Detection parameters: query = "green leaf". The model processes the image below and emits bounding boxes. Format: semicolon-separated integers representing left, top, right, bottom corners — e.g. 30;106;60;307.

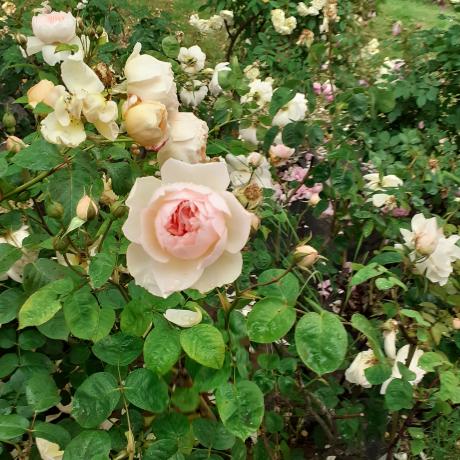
120;300;152;336
282;122;306;148
400;309;430;327
88;252;116;289
63;217;86;236
295;311;347;375
12;139;62;171
33;421;71;448
351;313;386;361
385;379;413;411
172;386;200;413
350;263;386;286
62;430;111;460
180;324;225;369
247;297;296;343
0;243;22;273
216;380;264;441
151;412;193;452
72;372;120;428
26;373;60;412
63;287;115;342
0;288;26;325
0;353;18;378
369;252;403;265
162;36;180;58
124;368;169;413
192;419;236;450
0;415;29;441
92;332;143;366
144;439;179;460
18;329;46;350
269;87;295;116
257;269;300;305
38;310;70;340
438;371;460;404
18;278;73;329
144;322;181;374
365;363;393;385
418;352;450;372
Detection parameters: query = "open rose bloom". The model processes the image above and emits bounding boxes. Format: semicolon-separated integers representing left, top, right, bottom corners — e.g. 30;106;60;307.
122;159;252;297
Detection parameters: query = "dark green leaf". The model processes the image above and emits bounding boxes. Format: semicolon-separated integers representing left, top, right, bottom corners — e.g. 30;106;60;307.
257;269;300;304
12;139;62;171
0;415;29;441
0;243;21;273
192;419;236;450
62;430;111;460
144;323;181;374
26;373;60;412
92;332;143;366
385;379;413;411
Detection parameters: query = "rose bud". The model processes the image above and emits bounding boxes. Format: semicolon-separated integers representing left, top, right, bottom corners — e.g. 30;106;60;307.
5;135;27;153
124;101;168;148
453;318;460;330
46;201;64;219
294;245;319;268
2;112;16;129
76;195;99;221
250;213;261;232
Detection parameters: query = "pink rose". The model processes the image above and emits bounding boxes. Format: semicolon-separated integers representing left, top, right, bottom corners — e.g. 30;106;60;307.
122;159;252;297
32;11;76;44
313;82;322;95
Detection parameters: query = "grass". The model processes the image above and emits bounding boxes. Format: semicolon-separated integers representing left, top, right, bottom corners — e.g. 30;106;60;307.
370;0;460;37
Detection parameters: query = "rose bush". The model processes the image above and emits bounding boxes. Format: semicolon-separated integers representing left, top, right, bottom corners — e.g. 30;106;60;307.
0;1;459;459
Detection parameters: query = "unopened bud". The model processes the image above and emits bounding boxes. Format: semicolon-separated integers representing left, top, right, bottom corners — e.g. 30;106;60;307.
5;135;26;153
110;201;128;218
96;25;104;36
15;33;27;47
2;112;16;129
46;201;64;219
294;245;319;269
76;17;84;33
86;26;96;37
130;143;141;156
76;195;98;221
247;152;264;168
53;235;70;252
453;318;460;330
309;193;321;207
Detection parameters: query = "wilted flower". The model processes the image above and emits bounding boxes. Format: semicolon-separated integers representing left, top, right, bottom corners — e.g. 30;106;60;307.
397;214;460;285
122;159;252;297
2;2;16;16
344;349;376;388
178;45;206;74
180;80;208;107
226;153;273;189
296;29;315;47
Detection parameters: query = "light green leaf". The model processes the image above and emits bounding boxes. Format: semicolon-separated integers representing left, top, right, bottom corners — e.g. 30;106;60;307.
418;352;450;372
72;372;120;428
88;251;116;288
385;379;413;411
247;297;296;343
0;288;26;325
120;300;152;336
216;380;264;441
257;269;300;305
180;324;225;369
400;309;430;327
0;243;22;273
12;139;62;171
438;371;460;404
350;263;386;286
19;278;73;329
295;311;347;375
124;369;169;413
350;313;386;361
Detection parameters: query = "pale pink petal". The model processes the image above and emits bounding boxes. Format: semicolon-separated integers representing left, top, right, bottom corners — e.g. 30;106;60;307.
126;243;162;296
191;251;243;293
161;158;230;191
221;191;251;253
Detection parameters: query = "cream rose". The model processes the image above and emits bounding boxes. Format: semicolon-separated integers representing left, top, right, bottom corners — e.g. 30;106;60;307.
27;79;56;108
124;101;168;148
125;43;179;113
122;159;252;297
157;112;208;165
344;349;376;389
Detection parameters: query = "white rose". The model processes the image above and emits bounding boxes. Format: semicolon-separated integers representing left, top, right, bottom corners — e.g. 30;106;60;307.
209;62;231;96
122;159;252;297
241;78;273;107
180;80;208;107
272;93;307;127
370;193;397;210
363;173;403;191
178;45;206;74
239;125;259;145
271;9;297;35
380;345;426;394
226;153;273;189
157;112;208;165
125;42;179;112
398;213;460;285
36;438;64;460
219;10;234;26
344;349;376;388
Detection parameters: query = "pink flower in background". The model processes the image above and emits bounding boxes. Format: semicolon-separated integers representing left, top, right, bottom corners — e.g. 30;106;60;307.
282;166;309;182
289;183;323;203
418;121;425;130
313;82;322;95
392;21;402;36
320;201;335;218
123;159;252;297
318;280;332;298
392;208;410;218
269;143;295;166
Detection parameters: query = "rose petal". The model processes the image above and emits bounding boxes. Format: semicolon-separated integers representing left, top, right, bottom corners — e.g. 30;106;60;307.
221;191;251;253
191;251;243;293
161;158;230;191
164;308;202;327
61;60;104;96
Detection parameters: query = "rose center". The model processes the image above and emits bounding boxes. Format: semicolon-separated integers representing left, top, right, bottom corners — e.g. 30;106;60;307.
166;200;200;237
